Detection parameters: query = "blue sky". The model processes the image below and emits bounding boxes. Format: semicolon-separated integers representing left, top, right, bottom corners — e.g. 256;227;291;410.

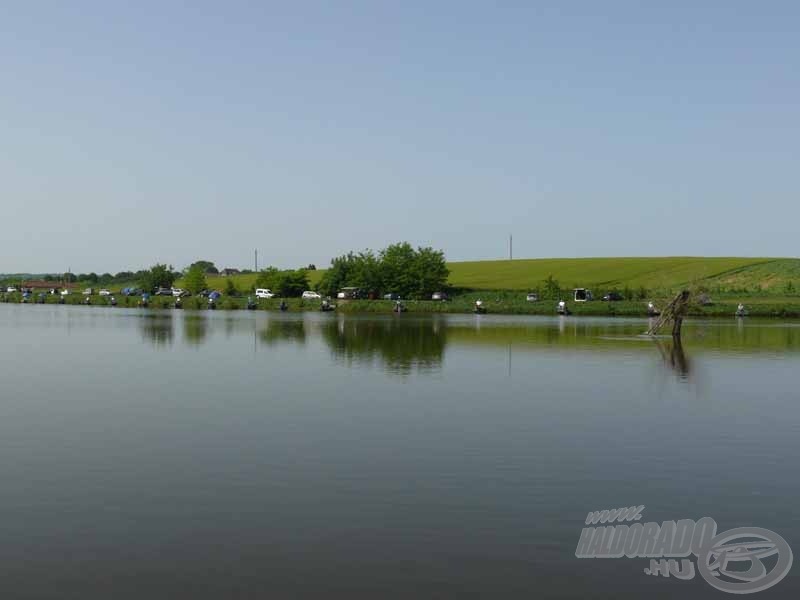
1;1;798;273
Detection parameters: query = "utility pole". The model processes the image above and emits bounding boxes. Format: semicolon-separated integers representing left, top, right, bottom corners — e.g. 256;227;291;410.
254;249;258;272
509;234;513;261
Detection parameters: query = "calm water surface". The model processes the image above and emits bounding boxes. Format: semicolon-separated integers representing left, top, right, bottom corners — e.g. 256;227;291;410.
1;304;798;599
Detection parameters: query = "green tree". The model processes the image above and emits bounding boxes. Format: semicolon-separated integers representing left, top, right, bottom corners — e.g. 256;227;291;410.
542;275;561;299
274;269;309;297
140;264;176;292
224;278;239;296
380;242;417;297
410;246;449;299
349;250;382;296
317;253;358;297
187;260;218;274
184;265;208;295
255;266;281;290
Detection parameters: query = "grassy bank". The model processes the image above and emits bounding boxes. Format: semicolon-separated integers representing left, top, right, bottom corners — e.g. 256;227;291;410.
4;291;800;318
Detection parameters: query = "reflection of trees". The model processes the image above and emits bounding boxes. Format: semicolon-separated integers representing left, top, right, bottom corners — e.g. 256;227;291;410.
139;314;174;347
183;315;208;346
259;318;306;345
320;317;446;375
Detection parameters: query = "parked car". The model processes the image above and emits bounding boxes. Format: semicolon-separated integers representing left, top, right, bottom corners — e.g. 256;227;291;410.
83;288;94;296
302;291;322;300
573;288;593;302
172;288;189;297
6;286;17;293
526;292;539;302
431;291;448;301
603;292;623;302
337;287;361;300
60;289;70;296
99;289;112;296
383;293;401;301
208;291;222;301
255;288;274;299
155;287;173;296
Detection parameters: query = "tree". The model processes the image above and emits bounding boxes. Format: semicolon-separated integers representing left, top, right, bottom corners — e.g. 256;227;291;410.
63;272;77;283
256;267;308;297
184;265;208;295
187;260;218;274
276;270;309;297
317;254;358;297
411;246;449;299
349;250;382;296
255;266;281;290
380;242;417;297
542;275;561;299
140;264;177;292
224;278;238;296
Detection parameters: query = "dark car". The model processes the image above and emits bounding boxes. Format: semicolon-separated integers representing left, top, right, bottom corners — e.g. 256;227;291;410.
603;292;623;302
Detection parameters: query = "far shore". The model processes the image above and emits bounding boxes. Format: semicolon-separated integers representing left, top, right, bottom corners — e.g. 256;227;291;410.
2;291;800;319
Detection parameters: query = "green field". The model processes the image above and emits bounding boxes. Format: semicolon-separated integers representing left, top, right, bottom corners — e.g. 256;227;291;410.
445;257;800;293
172;257;800;296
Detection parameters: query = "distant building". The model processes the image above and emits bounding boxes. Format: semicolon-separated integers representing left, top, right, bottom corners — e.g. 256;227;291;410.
220;268;241;276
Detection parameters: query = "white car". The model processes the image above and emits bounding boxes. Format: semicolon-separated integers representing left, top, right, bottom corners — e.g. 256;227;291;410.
61;289;70;296
6;286;17;293
255;288;274;299
99;289;111;296
302;290;321;300
172;288;185;297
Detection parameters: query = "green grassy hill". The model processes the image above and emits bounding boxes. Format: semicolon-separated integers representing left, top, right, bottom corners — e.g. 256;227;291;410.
169;257;800;296
446;257;800;293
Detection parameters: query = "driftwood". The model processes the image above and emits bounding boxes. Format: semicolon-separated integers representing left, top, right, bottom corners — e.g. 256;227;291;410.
646;290;691;337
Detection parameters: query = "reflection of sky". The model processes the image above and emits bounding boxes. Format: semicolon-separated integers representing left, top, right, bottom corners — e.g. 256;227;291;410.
0;305;799;599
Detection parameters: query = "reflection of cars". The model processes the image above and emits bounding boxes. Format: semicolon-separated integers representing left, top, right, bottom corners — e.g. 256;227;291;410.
603;292;623;302
255;288;274;299
526;293;539;302
302;291;321;300
431;291;448;301
99;289;111;296
383;293;401;300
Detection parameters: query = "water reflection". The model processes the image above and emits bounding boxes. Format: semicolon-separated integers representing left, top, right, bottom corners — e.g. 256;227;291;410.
320;316;446;375
183;314;208;346
654;336;691;379
259;318;306;345
139;314;174;347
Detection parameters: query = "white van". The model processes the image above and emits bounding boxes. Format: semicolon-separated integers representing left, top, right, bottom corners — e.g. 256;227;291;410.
255;288;274;299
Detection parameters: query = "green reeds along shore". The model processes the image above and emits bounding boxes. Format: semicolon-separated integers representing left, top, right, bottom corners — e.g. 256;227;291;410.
3;291;800;318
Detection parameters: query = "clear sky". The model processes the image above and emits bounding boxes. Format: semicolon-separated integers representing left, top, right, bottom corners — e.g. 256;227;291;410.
1;1;798;274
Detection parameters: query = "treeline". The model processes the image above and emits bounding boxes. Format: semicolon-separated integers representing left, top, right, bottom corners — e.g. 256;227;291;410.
317;242;449;299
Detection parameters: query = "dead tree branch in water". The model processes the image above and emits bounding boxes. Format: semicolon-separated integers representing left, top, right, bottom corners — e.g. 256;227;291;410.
646;290;691;337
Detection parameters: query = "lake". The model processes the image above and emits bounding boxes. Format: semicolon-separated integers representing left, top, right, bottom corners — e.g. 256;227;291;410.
1;304;798;599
